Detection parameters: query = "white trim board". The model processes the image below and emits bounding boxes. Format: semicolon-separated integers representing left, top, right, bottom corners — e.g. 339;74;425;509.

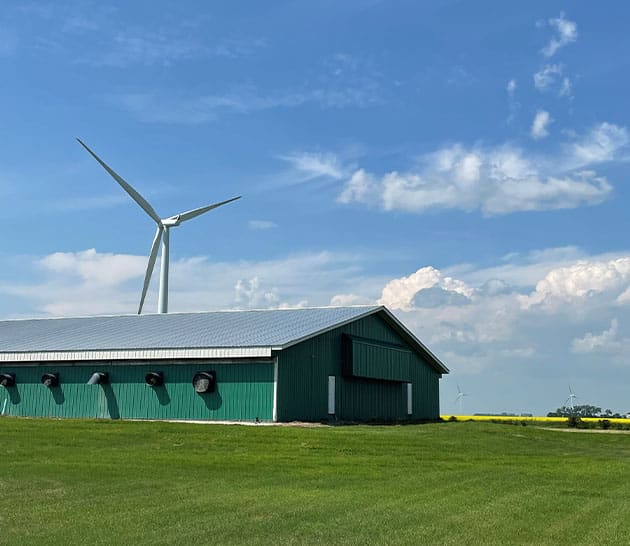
0;347;272;363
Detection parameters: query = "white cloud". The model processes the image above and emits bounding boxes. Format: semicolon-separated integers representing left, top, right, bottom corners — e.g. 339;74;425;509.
569;122;629;166
337;169;378;205
542;13;578;57
279;152;346;181
248;220;278;230
534;64;563;91
379;266;473;311
0;249;373;317
330;293;373;306
531;110;552;140
234;276;279;308
521;257;630;309
337;139;614;216
40;249;146;286
572;319;620;354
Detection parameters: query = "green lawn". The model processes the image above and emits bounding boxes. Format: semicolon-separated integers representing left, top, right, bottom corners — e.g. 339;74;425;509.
1;419;629;545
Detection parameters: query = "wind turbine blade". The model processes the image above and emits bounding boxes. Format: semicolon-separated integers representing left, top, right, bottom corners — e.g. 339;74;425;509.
138;227;163;314
176;196;241;223
77;139;162;224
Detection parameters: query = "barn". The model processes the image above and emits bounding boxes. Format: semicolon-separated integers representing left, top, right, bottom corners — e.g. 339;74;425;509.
0;306;448;422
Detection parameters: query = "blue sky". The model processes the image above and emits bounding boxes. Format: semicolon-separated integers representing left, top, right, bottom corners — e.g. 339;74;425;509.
2;1;630;416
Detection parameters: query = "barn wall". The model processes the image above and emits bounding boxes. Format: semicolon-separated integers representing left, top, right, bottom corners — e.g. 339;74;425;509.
276;313;441;422
0;360;273;421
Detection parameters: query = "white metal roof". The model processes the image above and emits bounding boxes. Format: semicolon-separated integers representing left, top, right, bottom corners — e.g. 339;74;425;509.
0;306;448;373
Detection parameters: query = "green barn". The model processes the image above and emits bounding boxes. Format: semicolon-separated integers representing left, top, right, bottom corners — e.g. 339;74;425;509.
0;306;448;422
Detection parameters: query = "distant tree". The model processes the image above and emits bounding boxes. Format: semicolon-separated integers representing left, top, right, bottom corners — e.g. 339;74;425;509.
547;405;602;418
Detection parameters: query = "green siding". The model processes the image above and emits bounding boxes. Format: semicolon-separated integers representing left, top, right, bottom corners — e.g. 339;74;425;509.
277;313;441;422
346;336;411;382
0;361;273;421
337;377;407;421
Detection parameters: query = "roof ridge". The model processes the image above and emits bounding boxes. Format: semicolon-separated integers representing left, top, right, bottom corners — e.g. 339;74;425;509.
0;305;381;323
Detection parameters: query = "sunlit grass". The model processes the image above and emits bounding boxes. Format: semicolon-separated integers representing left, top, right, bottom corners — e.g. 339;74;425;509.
2;417;630;545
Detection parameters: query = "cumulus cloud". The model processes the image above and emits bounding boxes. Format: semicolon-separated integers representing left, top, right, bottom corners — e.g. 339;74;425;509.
0;249;372;317
379;266;473;311
338;143;612;216
521;258;630;309
234;276;279;308
542;13;578;57
334;121;629;216
572;319;620;354
531;110;552;140
40;249;146;286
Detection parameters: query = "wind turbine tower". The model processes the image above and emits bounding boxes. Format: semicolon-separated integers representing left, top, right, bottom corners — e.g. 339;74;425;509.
78;139;241;314
565;385;578;413
455;385;468;415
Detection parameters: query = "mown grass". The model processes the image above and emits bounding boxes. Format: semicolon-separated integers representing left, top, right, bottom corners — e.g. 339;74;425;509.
1;418;629;545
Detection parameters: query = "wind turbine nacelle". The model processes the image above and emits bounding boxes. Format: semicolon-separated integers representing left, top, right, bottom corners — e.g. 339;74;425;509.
0;373;16;388
41;372;60;388
161;216;181;227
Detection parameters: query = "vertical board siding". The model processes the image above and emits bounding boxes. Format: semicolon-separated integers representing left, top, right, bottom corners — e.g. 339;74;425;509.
0;361;273;421
350;339;411;382
278;313;441;422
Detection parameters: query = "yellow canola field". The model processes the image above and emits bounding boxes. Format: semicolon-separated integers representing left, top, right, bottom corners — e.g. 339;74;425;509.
440;415;630;425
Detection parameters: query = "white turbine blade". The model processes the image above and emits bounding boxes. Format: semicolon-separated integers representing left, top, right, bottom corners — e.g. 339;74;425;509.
175;195;241;224
77;138;162;224
138;227;163;314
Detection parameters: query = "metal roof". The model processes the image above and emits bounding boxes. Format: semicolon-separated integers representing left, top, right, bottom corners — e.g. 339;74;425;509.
0;306;448;373
0;306;381;352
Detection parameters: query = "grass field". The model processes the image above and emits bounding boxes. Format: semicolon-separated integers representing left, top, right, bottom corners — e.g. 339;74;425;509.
2;418;630;545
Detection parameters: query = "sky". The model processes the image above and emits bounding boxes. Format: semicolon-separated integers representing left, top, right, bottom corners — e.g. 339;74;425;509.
1;1;630;416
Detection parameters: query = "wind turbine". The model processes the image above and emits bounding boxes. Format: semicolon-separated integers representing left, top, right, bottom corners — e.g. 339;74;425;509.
454;385;468;415
77;139;241;314
565;385;578;413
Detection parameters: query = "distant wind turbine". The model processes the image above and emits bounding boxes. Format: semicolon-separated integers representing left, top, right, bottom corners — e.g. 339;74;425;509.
565;385;578;412
77;139;241;314
454;385;468;415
